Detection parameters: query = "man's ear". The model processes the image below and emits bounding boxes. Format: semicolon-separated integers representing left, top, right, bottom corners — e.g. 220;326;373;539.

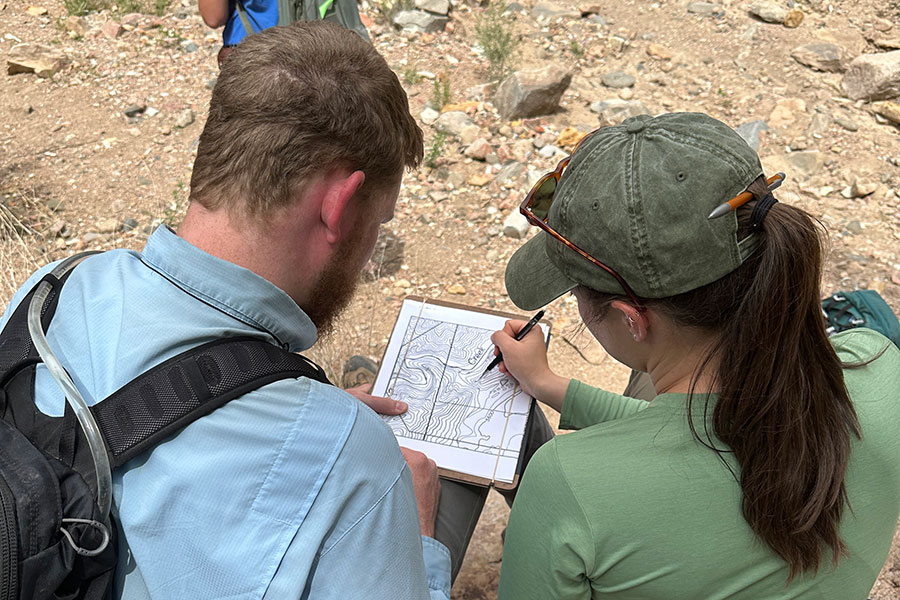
610;300;649;342
321;170;366;245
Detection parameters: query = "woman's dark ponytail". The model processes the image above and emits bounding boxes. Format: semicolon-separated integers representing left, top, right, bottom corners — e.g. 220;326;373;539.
704;194;860;580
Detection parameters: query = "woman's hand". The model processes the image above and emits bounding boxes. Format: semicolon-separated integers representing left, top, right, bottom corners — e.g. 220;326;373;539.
491;320;569;412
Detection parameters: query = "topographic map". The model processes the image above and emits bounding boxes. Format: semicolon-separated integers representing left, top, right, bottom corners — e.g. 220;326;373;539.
382;318;528;462
373;299;545;483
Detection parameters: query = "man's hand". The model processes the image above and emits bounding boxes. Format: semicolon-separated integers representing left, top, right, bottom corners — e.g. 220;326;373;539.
344;383;408;416
400;447;441;538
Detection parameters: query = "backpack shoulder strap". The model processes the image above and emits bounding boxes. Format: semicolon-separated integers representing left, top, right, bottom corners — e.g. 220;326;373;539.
91;337;332;467
235;0;258;35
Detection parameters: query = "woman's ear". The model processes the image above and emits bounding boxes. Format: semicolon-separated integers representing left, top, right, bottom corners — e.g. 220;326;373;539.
610;300;648;342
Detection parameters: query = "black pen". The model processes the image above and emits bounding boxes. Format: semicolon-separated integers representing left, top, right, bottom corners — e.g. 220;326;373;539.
480;310;545;378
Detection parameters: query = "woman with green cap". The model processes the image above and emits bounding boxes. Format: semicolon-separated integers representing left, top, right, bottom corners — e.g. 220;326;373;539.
492;112;900;599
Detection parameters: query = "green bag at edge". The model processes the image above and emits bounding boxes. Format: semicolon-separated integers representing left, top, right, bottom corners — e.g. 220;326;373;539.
822;289;900;351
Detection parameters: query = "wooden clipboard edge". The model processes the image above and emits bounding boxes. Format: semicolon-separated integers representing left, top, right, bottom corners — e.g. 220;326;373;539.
372;295;552;490
438;468;520;491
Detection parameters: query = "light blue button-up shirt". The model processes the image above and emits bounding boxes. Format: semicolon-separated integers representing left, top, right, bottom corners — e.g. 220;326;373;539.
0;226;451;599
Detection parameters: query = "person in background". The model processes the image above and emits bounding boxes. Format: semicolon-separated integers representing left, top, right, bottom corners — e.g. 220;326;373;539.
492;112;900;599
199;0;370;66
200;0;277;64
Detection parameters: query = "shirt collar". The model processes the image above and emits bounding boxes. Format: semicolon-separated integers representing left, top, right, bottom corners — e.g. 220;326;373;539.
141;226;318;352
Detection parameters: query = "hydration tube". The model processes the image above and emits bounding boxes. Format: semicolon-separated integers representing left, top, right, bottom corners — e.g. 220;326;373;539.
26;253;112;517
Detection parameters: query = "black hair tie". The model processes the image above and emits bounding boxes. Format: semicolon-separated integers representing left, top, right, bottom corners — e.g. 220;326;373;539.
750;192;778;229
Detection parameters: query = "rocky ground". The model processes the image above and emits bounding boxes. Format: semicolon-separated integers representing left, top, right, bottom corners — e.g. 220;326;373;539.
2;0;899;597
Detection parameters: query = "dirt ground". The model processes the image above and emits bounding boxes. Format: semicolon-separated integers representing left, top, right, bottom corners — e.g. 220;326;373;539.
1;0;899;597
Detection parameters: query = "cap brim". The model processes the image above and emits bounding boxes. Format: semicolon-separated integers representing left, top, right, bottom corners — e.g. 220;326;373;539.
504;232;579;310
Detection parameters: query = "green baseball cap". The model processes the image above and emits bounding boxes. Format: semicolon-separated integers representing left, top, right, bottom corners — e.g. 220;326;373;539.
505;112;765;310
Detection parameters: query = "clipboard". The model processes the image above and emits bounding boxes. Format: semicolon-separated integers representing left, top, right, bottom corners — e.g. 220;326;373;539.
372;296;551;490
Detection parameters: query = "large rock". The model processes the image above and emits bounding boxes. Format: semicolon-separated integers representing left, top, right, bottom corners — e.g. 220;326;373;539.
748;1;788;23
735;120;769;151
768;97;806;128
589;98;650;125
601;71;635;88
873;101;900;125
530;2;581;20
7;44;69;78
494;67;572;120
393;10;448;33
434;111;474;137
495;161;526;185
686;2;725;17
774;150;824;179
414;0;449;15
791;42;850;73
841;51;900;101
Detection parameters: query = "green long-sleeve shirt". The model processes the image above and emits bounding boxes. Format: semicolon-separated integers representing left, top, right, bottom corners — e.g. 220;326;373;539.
499;329;900;599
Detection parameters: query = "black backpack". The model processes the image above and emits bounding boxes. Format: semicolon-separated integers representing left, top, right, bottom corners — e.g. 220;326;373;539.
0;254;331;599
235;0;371;42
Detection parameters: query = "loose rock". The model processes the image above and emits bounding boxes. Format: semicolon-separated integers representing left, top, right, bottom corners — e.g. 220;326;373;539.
434;111;474;137
686;2;724;17
7;44;69;78
65;16;88;36
851;180;877;197
777;150;824;179
768;98;806;128
495;161;526;185
872;101;900;125
783;9;804;28
841;51;900;101
465;138;492;160
590;98;650;125
414;0;449;15
420;107;439;125
393;10;448;33
531;2;581;20
173;108;195;128
735;120;769;151
833;115;858;131
601;71;635;89
502;210;530;239
791;42;849;73
124;104;146;118
749;1;788;24
494;67;572;120
101;20;124;40
646;43;672;60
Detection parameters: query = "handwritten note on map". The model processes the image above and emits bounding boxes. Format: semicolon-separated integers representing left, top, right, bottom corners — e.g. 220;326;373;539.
372;298;550;485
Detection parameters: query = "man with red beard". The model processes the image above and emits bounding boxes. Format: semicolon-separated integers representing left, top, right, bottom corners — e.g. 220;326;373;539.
1;22;453;599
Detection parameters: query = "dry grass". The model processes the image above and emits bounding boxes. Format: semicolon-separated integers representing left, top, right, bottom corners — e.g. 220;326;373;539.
0;193;47;307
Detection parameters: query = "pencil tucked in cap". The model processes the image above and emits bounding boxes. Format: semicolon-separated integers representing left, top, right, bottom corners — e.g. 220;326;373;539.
505;112;766;311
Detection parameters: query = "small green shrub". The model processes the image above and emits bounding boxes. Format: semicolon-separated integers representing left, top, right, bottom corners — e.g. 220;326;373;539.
63;0;101;16
475;2;519;80
115;0;146;14
424;133;446;169
402;66;422;86
570;40;584;58
430;72;451;110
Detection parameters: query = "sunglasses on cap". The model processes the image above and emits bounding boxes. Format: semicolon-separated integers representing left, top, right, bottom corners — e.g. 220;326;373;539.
518;131;646;309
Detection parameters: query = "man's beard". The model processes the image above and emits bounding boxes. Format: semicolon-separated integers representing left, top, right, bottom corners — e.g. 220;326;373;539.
302;237;363;337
